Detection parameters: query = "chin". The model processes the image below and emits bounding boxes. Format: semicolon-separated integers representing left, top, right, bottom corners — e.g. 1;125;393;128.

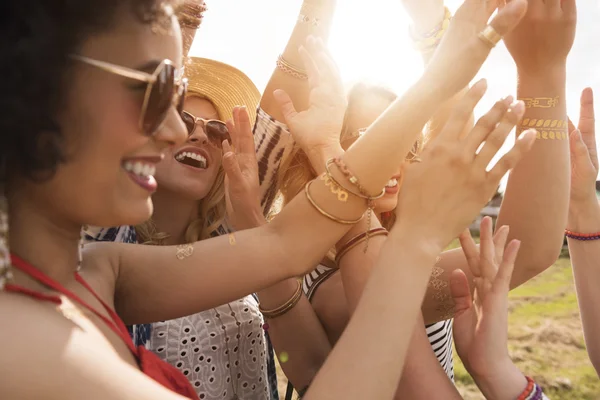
101;198;153;228
375;197;398;215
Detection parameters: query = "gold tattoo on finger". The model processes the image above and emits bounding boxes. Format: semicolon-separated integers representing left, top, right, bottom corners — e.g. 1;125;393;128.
320;174;349;202
176;244;194;260
228;233;237;246
520;96;560;108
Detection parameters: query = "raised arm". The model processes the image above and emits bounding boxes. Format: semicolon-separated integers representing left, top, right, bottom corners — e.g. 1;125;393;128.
98;0;527;328
260;0;337;121
495;0;576;286
565;88;600;376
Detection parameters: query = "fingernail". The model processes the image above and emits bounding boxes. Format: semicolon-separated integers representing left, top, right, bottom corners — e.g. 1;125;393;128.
510;100;525;115
518;129;536;140
502;95;514;105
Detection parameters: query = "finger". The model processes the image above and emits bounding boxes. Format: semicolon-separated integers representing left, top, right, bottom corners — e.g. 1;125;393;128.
493;225;510;262
222;149;243;184
561;0;577;18
570;129;595;170
316;48;345;94
579;88;598;171
298;44;320;89
227;108;239;149
274;89;299;125
487;0;528;37
458;229;481;277
479;216;497;281
547;0;562;12
493;239;521;293
234;106;255;155
475;100;526;170
441;79;488;140
222;138;233;155
449;269;473;318
568;118;576;136
488;129;536;181
464;96;513;155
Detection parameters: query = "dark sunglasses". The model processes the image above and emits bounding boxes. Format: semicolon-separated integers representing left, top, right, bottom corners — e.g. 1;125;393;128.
71;55;188;135
181;110;230;148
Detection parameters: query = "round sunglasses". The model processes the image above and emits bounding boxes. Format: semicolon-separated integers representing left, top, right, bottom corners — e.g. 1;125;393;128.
71;55;188;135
181;111;231;149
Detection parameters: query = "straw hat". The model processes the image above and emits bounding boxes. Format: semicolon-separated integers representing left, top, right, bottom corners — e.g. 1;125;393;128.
184;57;261;126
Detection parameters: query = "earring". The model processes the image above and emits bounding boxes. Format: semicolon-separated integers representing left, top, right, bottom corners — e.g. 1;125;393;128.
0;196;12;289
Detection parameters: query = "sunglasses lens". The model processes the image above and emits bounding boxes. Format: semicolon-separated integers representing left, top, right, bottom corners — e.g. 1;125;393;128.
181;111;196;135
143;63;175;135
206;121;230;148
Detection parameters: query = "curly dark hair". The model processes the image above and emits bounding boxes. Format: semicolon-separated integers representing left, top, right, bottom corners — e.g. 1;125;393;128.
0;0;178;187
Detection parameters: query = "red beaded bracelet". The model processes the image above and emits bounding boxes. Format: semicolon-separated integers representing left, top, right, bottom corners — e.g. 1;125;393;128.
517;376;535;400
565;229;600;241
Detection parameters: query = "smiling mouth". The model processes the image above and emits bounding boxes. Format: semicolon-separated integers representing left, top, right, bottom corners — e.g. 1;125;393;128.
174;151;208;169
386;178;398;188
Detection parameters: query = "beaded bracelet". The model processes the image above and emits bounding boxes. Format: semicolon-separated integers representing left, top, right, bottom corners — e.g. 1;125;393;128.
565;229;600;241
517;376;548;400
276;55;308;80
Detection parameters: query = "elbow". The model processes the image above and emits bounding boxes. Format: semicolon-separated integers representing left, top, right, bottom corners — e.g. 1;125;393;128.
512;245;561;288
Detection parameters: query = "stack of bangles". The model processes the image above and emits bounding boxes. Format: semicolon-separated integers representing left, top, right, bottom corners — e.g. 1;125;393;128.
517;376;548;400
259;280;303;321
410;6;452;53
305;158;386;252
565;229;600;240
178;1;208;29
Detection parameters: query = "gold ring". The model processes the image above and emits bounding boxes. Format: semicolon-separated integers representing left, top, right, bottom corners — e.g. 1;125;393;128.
477;25;502;48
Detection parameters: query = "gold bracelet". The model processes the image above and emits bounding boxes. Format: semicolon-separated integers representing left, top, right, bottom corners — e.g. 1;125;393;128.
305;180;364;225
411;7;452;53
321;173;350;202
335;229;389;264
520;96;560;109
276;55;308;80
520;118;567;129
259;280;303;319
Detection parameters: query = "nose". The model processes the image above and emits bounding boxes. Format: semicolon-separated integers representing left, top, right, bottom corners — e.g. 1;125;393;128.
188;121;209;146
154;106;188;148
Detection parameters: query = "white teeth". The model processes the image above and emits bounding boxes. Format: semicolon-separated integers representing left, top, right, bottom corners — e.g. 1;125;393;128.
386;178;398;188
175;151;208;169
123;160;155;178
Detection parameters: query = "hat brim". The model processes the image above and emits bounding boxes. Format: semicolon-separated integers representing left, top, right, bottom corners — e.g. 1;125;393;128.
184;57;261;126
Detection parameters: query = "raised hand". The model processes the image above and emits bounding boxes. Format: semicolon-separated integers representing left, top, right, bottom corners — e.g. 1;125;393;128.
423;0;528;99
569;88;598;205
451;217;528;399
401;0;446;34
395;80;535;248
222;107;265;231
503;0;576;76
274;36;347;158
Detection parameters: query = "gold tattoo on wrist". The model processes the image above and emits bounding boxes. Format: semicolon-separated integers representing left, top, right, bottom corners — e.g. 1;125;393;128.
228;233;236;246
429;257;456;320
176;244;194;260
298;13;320;26
520;119;568;140
320;173;349;202
520;96;559;108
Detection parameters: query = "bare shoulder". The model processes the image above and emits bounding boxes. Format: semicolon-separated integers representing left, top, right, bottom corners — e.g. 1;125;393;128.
0;291;182;400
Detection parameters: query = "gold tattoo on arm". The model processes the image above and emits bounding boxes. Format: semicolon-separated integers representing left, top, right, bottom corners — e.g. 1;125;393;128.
520;119;568;140
520;96;559;109
228;233;236;246
429;257;456;320
176;244;194;260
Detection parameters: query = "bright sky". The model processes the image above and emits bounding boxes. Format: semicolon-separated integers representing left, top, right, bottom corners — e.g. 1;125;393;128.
191;0;600;183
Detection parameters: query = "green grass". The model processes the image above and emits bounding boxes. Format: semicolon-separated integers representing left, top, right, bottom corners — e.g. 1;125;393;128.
454;256;600;400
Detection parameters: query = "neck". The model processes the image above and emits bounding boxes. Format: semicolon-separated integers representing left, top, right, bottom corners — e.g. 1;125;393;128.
151;189;200;245
8;191;81;285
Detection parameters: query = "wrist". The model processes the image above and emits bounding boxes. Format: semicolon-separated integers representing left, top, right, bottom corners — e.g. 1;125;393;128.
307;143;344;175
517;64;566;85
410;7;446;36
472;359;528;400
568;196;600;232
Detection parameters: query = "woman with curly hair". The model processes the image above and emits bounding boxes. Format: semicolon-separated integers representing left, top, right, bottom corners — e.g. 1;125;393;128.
0;0;537;399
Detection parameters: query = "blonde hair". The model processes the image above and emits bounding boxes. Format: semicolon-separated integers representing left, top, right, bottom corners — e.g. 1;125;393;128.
277;83;424;230
136;94;228;245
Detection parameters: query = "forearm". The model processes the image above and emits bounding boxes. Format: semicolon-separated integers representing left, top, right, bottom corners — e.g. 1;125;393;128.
496;67;569;287
261;0;337;120
258;280;331;390
471;361;528;400
567;198;600;374
305;232;441;399
393;314;462;400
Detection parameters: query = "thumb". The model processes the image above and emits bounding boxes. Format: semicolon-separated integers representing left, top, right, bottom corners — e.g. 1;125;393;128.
488;0;528;37
274;89;298;125
449;269;473;318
